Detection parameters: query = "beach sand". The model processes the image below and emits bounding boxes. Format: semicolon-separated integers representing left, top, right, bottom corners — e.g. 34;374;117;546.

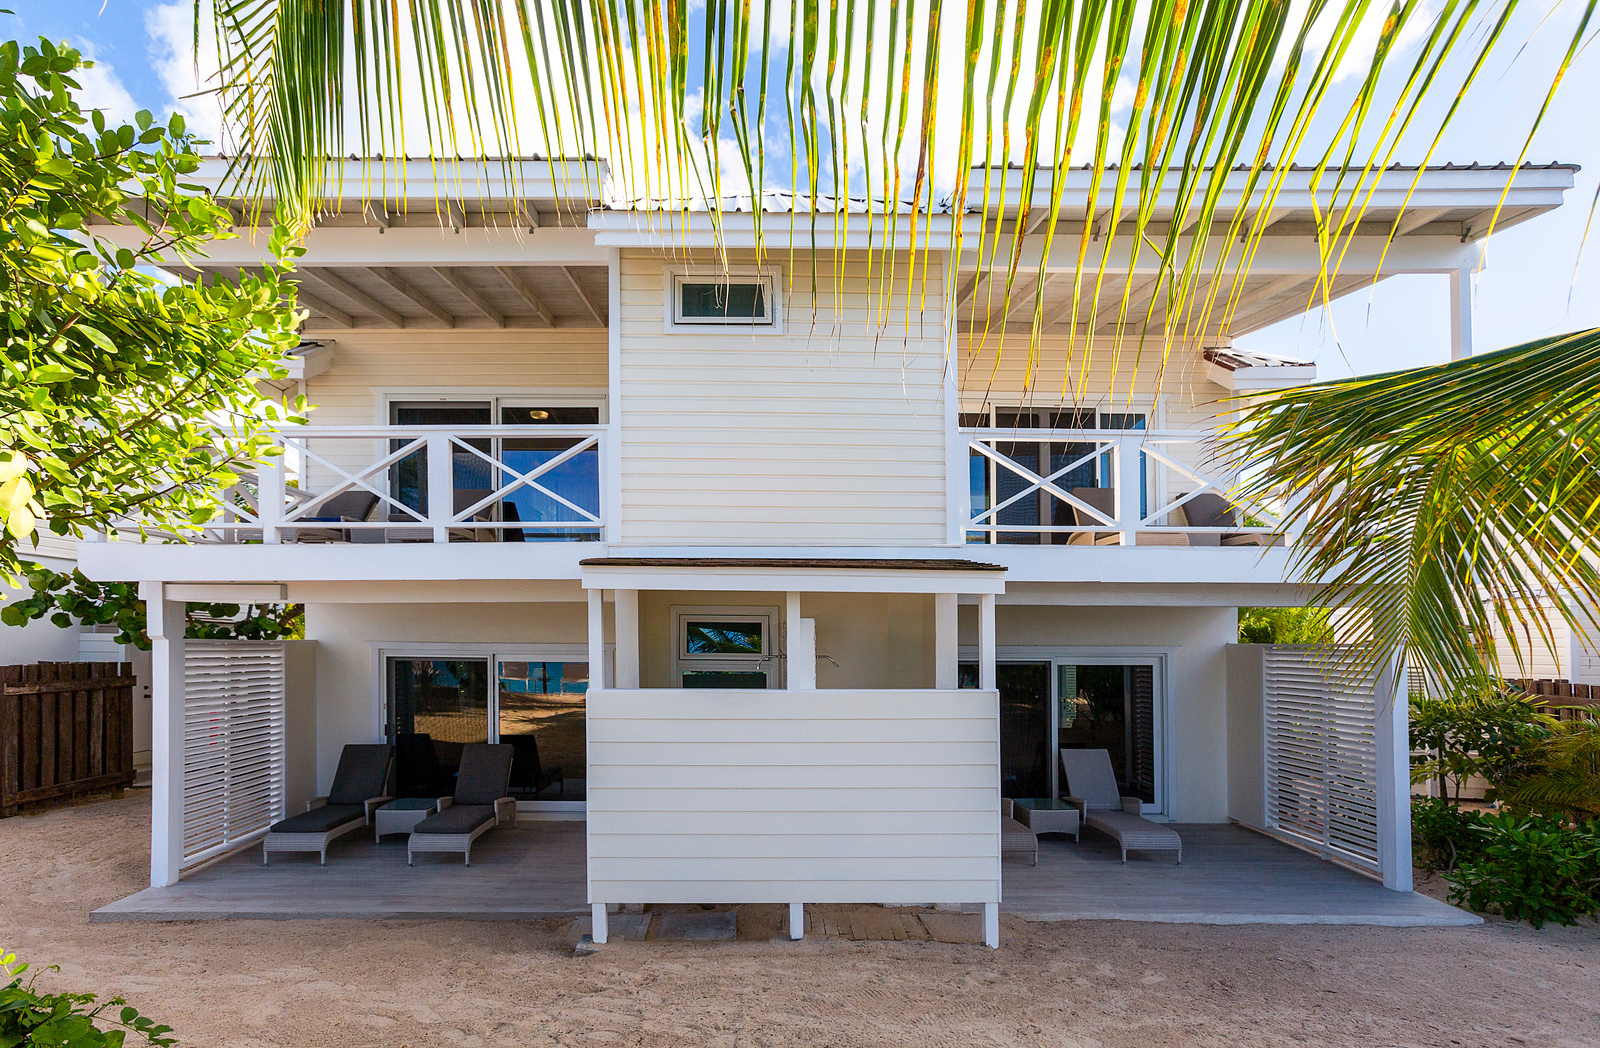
3;792;1596;1048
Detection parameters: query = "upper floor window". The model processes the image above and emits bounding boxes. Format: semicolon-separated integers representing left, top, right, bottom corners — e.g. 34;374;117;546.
666;267;782;333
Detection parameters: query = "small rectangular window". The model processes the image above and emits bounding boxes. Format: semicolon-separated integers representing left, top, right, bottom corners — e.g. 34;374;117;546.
667;269;780;330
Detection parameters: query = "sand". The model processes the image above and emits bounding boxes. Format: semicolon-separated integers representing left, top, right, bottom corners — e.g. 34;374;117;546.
3;793;1598;1048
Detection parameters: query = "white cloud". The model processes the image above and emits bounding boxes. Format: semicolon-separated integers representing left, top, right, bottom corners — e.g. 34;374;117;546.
69;42;137;126
146;1;225;146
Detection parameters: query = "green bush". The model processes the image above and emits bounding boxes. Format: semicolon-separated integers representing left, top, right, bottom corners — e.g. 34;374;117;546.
1446;814;1600;928
1410;685;1556;801
1237;607;1333;645
0;951;174;1046
1411;796;1489;872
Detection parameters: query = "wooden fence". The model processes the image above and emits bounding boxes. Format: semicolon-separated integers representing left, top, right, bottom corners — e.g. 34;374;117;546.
1;662;138;816
1511;678;1599;721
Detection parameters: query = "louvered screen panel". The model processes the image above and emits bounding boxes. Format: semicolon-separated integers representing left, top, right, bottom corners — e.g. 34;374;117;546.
1130;664;1155;796
183;641;286;866
1263;646;1379;871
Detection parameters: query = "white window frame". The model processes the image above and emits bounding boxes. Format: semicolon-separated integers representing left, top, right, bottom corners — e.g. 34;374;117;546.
664;266;784;333
369;641;607;817
671;605;783;688
961;644;1175;818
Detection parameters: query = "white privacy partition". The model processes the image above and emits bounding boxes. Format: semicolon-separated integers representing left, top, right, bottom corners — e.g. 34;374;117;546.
587;688;1002;910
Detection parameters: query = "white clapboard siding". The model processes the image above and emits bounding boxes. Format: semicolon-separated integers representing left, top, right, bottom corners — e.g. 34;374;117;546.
617;251;948;545
182;641;287;867
587;688;1002;905
1262;646;1379;872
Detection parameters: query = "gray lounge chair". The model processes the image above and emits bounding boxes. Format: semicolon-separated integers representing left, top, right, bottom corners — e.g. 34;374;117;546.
1060;748;1181;864
1000;798;1038;865
1172;493;1282;547
407;743;516;866
263;743;394;865
1068;487;1122;545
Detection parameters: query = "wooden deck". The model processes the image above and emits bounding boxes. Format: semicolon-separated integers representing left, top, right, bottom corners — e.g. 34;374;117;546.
93;820;1476;927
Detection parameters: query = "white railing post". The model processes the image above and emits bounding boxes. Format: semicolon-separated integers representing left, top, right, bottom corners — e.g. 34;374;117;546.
258;453;285;545
426;433;452;543
1115;433;1144;545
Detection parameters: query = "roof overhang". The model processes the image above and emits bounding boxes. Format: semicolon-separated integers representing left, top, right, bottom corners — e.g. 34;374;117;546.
579;557;1007;594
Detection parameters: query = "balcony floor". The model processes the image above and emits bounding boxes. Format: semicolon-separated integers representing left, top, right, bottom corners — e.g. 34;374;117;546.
93;821;1474;927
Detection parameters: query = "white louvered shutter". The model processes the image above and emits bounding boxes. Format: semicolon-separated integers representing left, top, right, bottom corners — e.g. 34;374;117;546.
183;641;287;866
1262;646;1379;872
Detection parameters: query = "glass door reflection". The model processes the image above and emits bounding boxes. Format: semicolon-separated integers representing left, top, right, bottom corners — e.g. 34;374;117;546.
497;660;588;800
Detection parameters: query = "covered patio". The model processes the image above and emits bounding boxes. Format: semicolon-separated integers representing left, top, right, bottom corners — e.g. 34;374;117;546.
93;819;1473;927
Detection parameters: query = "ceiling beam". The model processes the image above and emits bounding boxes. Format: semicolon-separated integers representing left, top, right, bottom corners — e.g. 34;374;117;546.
371;267;455;327
496;267;555;326
289;285;353;327
560;265;607;325
435;267;506;328
299;268;404;328
363;201;391;231
1392;206;1449;238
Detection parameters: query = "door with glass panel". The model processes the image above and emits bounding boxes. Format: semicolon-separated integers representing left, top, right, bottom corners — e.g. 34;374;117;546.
388;657;490;797
496;660;588;801
496;403;602;542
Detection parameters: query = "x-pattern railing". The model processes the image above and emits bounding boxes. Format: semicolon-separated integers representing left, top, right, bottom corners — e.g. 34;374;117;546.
966;427;1287;546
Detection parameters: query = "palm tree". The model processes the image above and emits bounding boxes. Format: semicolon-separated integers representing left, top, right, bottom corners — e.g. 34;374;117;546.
1226;328;1600;688
207;0;1594;364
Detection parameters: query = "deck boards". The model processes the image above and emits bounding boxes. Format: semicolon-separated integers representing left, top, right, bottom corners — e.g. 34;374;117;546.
93;820;1476;927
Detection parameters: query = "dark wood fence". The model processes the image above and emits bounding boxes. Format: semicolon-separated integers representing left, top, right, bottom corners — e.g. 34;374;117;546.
1;662;137;816
1512;678;1600;721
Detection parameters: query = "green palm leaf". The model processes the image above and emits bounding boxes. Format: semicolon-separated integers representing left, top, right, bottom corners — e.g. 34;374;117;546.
1226;329;1600;688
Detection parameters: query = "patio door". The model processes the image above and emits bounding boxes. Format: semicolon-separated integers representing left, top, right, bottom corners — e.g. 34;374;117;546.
997;662;1052;799
388;657;491;795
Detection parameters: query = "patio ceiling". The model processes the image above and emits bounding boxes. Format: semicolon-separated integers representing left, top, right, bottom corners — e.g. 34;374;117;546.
191;264;609;331
953;269;1375;338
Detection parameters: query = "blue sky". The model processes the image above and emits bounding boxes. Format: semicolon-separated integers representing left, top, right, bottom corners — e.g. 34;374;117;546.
10;1;1597;381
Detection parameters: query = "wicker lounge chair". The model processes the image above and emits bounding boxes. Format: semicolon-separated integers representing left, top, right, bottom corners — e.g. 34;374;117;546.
1000;798;1039;865
263;743;394;865
407;743;516;866
1060;748;1181;865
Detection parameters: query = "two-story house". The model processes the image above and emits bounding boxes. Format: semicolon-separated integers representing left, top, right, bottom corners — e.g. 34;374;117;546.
79;159;1574;945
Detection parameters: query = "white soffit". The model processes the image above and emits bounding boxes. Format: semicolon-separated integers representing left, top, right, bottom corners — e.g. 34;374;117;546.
579;557;1007;595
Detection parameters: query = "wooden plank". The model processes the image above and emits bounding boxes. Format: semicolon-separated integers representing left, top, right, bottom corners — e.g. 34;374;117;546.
6;770;136;806
119;667;134;775
72;666;89;783
0;677;138;695
38;690;56;789
21;684;39;792
90;673;105;779
1;665;19;814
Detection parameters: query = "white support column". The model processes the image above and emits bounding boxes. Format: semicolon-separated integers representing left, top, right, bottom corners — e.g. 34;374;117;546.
591;902;609;944
943;292;967;546
935;593;959;690
614;589;640;689
426;432;452;543
587;588;607;689
983;902;999;948
258;454;285;545
1449;267;1474;360
144;584;185;888
1115;433;1144;545
789;901;804;940
786;592;816;690
1375;650;1414;891
604;246;623;543
979;593;996;691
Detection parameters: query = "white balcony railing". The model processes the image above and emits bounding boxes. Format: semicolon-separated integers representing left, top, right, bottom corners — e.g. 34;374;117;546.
964;427;1286;547
202;424;605;544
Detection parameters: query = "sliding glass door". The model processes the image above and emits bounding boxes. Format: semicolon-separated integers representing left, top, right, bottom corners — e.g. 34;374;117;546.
388;657;491;796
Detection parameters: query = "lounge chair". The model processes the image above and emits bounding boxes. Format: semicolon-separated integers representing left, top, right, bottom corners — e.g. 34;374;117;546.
263;743;394;865
1000;798;1038;865
1059;748;1181;864
407;743;516;866
1068;487;1122;546
283;490;379;543
1172;493;1282;547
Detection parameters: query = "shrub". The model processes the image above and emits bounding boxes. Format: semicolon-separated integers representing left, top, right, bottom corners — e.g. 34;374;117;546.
0;951;175;1046
1237;607;1333;645
1411;796;1489;872
1446;814;1600;928
1410;684;1556;801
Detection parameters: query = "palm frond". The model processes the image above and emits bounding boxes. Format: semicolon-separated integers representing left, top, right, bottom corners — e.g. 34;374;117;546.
1225;328;1600;687
205;4;1590;361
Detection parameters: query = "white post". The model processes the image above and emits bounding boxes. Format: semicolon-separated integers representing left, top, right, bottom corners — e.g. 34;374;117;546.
789;901;804;940
1375;650;1414;891
983;902;999;949
144;584;185;888
614;589;640;689
935;593;959;689
1115;433;1143;545
587;588;607;689
591;902;609;944
426;432;452;543
979;593;996;691
1449;267;1474;360
605;246;623;544
786;592;816;689
258;453;285;545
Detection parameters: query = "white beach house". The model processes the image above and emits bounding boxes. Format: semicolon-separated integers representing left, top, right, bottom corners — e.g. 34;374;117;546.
79;159;1574;945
